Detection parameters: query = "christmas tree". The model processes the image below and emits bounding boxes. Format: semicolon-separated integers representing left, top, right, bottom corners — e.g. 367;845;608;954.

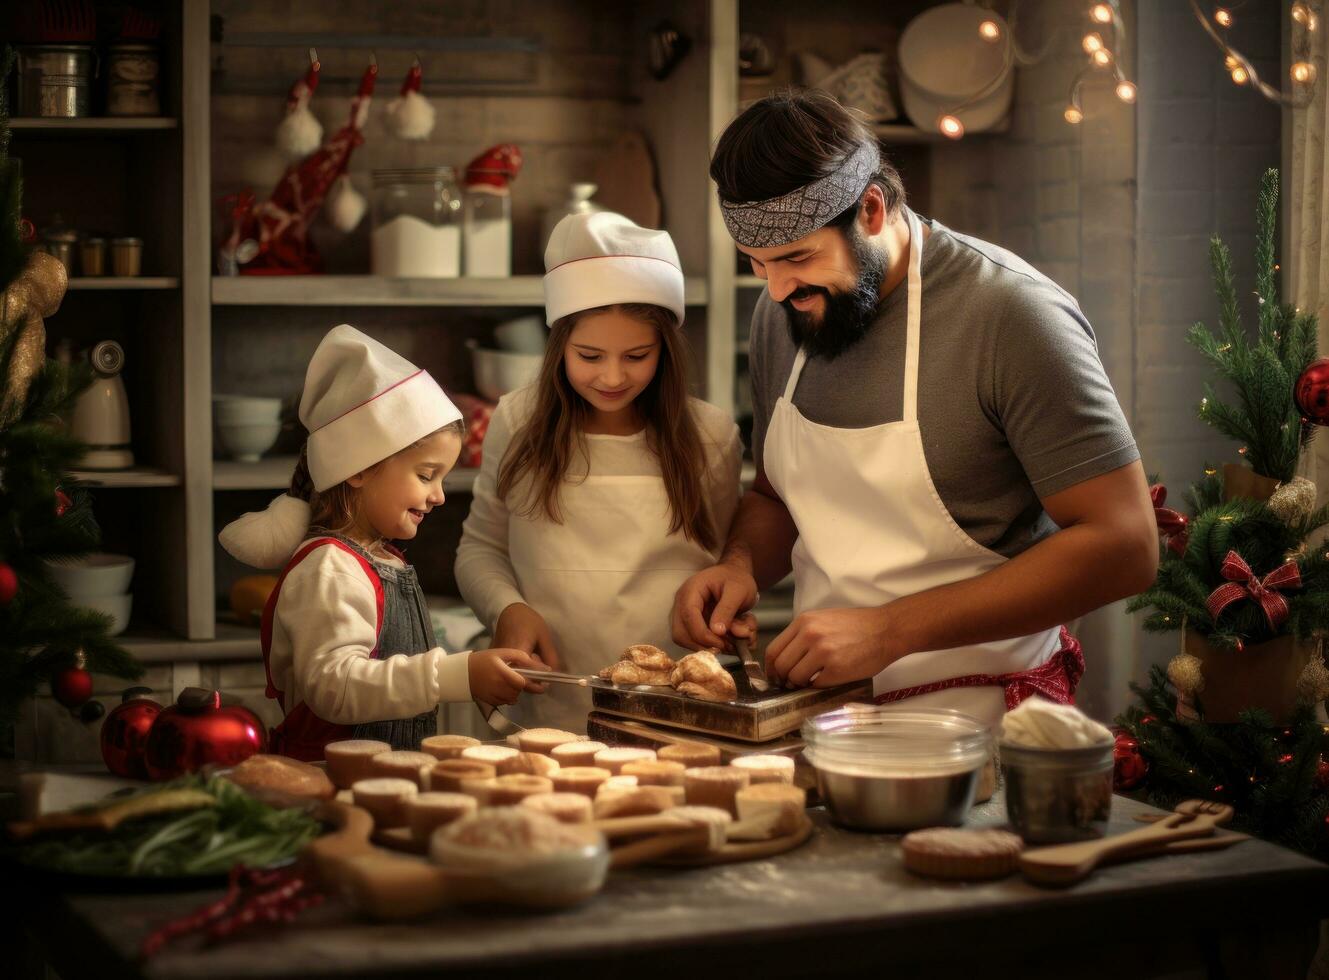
0;48;141;753
1118;167;1329;859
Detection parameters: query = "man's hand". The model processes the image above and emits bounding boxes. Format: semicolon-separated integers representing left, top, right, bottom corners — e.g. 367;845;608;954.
671;561;759;651
765;606;897;688
492;602;563;671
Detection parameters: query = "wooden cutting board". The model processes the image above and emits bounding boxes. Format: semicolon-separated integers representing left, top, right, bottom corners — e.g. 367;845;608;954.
593;131;662;229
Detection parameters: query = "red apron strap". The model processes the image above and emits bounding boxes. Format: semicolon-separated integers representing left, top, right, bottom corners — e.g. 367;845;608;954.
260;536;387;746
874;627;1085;711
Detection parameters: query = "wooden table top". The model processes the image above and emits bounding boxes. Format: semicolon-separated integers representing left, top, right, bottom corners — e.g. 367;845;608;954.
18;794;1329;980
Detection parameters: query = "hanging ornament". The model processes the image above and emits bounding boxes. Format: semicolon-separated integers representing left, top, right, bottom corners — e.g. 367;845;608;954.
1269;476;1318;523
54;488;72;517
275;48;323;162
1166;653;1205;696
0;250;66;428
0;560;17;605
1296;652;1329;703
1295;358;1329;426
100;687;163;778
51;650;93;709
385;58;435;140
80;699;106;724
325;174;367;232
1317;757;1329;790
1149;484;1190;556
1113;729;1149;791
1278;752;1295;764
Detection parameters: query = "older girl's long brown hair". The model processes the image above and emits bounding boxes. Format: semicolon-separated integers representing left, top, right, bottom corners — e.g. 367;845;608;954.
497;303;716;551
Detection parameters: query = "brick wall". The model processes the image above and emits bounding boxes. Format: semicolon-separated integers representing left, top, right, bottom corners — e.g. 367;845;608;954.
926;0;1281;718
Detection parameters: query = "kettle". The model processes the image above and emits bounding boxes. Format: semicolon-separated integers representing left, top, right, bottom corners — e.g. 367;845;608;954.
69;340;134;469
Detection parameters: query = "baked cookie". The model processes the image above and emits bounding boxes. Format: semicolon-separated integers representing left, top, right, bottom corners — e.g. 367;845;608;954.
900;828;1024;881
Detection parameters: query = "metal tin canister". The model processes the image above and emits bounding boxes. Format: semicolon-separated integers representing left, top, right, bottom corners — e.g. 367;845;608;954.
17;45;95;118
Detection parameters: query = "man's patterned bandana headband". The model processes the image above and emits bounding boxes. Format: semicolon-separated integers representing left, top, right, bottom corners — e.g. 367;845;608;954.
720;141;880;248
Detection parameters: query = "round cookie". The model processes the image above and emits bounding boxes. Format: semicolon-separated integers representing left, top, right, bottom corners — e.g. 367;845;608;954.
729;754;796;785
351;777;417;828
658;741;721;768
370;750;437;789
324;739;391;789
594;746;657;775
420;734;481;761
429;759;498;793
551;740;607;768
521;792;594;824
900;828;1024;881
622;759;686;787
551;766;613;798
516;728;582;755
461;744;522;775
486;774;555;805
684;766;750;817
406;792;478;842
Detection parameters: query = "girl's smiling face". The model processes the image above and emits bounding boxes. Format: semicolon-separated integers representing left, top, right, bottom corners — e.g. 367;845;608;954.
563;309;661;426
347;429;462;543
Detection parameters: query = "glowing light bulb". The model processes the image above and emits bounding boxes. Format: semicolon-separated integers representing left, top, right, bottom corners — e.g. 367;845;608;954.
1116;80;1137;102
1082;32;1104;53
1092;48;1113;66
1231;66;1249;85
1224;54;1240;70
1064;104;1084;124
979;19;1002;41
1215;7;1233;27
1091;3;1114;24
1292;61;1317;83
938;114;964;139
1292;2;1312;25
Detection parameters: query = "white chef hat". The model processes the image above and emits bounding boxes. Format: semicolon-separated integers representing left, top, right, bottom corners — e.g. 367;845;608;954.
218;324;462;569
543;211;685;327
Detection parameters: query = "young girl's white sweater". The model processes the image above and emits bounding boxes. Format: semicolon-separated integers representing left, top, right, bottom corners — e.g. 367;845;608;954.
267;542;472;724
455;384;744;633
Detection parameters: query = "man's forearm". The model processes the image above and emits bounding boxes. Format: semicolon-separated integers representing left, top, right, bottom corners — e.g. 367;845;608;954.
887;521;1157;658
721;487;798;591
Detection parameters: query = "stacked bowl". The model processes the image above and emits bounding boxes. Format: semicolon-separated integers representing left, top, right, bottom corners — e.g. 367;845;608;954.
46;553;135;636
214;395;282;462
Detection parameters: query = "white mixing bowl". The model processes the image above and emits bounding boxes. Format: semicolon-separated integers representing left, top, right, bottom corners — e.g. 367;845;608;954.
469;342;543;402
217;420;282;462
45;553;135;599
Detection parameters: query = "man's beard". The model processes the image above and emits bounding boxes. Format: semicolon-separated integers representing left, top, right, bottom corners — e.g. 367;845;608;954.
780;228;888;360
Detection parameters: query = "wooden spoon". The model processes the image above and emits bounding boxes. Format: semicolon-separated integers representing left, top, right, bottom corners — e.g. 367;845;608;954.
1019;800;1234;886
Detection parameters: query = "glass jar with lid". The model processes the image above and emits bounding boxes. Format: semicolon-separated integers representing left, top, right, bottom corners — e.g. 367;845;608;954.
370;167;462;278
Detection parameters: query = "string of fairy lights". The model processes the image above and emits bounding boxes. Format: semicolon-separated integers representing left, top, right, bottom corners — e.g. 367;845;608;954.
936;0;1321;140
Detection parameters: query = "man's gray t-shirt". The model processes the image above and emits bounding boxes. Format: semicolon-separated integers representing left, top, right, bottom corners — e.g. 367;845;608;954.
749;216;1139;559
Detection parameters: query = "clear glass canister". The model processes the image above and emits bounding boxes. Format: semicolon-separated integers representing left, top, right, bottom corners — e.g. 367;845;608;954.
999;740;1114;844
371;168;461;278
463;184;511;278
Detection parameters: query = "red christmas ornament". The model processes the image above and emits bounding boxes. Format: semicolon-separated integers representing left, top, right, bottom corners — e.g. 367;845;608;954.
143;688;267;781
100;687;163;779
1213;784;1226;796
51;650;92;708
1316;757;1329;790
0;561;17;605
54;489;72;517
1113;730;1149;791
1149;484;1190;557
1295;358;1329;426
1140;715;1157;726
1278;752;1295;765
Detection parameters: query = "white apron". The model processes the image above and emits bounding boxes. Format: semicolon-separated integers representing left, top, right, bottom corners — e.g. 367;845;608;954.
507;464;715;732
762;207;1064;729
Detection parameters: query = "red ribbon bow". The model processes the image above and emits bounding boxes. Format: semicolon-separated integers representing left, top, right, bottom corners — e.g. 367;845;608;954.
1150;484;1189;557
1205;550;1302;630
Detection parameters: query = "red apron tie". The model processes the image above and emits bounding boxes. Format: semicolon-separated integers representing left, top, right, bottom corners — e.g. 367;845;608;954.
874;627;1085;711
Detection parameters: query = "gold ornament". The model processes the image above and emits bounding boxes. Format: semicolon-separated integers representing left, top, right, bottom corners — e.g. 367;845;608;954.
21;251;67;317
1167;653;1206;695
1297;650;1329;703
1269;476;1318;522
0;314;45;425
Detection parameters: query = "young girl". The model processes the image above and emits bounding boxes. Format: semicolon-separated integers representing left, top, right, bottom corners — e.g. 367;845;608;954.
456;212;743;732
220;324;547;760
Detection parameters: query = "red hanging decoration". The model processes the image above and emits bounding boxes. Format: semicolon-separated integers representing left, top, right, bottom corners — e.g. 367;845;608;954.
1295;358;1329;426
220;58;379;275
1316;757;1329;791
51;649;93;708
1206;550;1302;630
0;561;17;605
1113;729;1149;791
54;488;72;517
100;687;163;778
1149;484;1189;557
